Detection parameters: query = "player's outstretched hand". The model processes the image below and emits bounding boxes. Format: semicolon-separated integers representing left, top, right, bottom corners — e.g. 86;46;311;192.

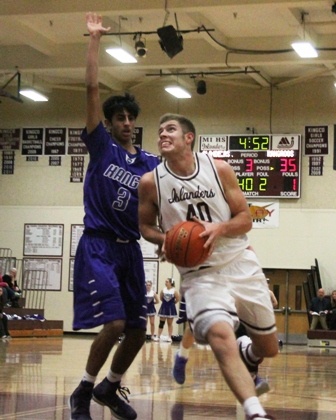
86;12;111;35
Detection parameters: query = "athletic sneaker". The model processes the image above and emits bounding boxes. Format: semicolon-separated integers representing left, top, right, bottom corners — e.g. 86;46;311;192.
69;380;93;420
237;335;262;374
173;352;188;384
92;378;137;420
254;375;270;396
246;414;275;419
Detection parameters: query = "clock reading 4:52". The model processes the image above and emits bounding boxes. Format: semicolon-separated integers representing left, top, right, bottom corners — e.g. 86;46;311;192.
229;135;270;150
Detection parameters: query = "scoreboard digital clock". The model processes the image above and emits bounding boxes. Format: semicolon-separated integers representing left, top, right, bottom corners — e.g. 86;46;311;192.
199;134;301;198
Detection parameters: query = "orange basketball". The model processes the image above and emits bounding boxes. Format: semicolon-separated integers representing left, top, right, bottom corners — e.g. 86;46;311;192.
164;220;208;268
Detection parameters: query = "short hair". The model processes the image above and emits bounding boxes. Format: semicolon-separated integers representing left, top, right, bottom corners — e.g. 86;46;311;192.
102;92;140;122
159;113;196;150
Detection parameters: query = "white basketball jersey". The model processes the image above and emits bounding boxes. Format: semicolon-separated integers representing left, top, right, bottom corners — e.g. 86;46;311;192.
154;152;249;274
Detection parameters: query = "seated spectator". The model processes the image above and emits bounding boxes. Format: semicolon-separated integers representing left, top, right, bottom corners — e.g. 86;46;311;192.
328;290;336;330
9;267;21;292
0;287;11;339
1;269;21;308
309;288;331;330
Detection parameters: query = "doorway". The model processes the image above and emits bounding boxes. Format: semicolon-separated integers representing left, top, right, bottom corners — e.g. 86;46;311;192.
264;268;309;344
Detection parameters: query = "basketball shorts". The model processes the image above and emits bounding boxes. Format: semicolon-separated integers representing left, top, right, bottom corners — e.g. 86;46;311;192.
72;233;147;331
181;248;277;344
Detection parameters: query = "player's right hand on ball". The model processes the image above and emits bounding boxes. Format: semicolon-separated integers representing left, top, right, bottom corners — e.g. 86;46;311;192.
157;243;167;262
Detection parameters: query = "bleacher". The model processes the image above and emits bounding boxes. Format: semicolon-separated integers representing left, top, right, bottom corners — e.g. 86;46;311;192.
0;248;63;337
303;258;336;348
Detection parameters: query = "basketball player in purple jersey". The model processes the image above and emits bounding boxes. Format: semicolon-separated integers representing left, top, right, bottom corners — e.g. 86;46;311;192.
69;12;159;420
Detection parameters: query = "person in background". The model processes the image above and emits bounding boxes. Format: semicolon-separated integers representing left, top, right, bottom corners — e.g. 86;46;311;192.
138;113;278;420
266;278;278;309
1;268;21;308
154;278;179;342
328;290;336;330
309;288;330;330
145;280;159;340
0;287;11;340
69;12;160;420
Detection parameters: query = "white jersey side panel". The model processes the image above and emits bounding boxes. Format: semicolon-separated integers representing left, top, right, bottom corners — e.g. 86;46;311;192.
154;152;249;274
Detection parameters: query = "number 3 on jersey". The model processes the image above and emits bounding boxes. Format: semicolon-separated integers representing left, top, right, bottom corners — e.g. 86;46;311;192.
112;187;131;211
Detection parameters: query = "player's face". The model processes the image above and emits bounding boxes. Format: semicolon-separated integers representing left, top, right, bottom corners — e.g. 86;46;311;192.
158;120;187;156
109;110;136;144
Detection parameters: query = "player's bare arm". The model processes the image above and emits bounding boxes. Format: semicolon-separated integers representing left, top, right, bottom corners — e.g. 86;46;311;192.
138;172;164;247
215;159;252;234
85;12;110;134
197;160;252;250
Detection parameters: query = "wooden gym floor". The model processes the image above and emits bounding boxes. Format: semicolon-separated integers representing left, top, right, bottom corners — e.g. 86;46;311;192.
0;335;336;419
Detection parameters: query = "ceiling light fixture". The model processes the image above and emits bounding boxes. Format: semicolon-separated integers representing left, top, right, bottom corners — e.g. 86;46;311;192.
291;12;318;58
165;85;191;99
106;47;137;63
134;36;147;58
332;2;336;14
196;80;207;95
20;89;48;102
291;41;318;58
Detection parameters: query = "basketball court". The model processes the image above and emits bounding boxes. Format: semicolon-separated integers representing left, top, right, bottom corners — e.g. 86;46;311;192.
0;335;335;419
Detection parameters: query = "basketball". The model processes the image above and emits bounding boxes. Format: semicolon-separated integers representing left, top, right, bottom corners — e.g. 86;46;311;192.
164;220;208;268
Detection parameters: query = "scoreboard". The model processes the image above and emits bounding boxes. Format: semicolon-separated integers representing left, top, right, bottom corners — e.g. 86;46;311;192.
199;134;301;198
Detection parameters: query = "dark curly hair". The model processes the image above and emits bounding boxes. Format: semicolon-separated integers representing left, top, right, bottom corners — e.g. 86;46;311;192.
102;92;140;122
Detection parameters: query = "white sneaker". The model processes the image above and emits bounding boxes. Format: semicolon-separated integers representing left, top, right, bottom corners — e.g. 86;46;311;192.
237;335;262;374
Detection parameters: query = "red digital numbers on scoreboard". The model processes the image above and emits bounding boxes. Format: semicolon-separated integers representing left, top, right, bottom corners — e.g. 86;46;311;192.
199;134;301;198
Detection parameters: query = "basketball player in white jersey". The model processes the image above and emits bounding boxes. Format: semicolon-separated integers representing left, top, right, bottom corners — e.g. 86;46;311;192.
138;113;278;420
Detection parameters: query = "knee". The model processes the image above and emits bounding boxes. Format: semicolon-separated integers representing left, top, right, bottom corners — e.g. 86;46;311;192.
263;344;279;358
125;328;146;346
206;322;236;352
256;339;278;358
251;333;279;358
159;320;165;329
104;319;126;336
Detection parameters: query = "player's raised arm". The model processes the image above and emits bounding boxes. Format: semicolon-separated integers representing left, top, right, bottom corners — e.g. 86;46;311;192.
85;12;110;134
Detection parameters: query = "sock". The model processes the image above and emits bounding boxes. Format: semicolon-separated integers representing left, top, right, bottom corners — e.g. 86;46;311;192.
239;336;262;368
179;344;190;359
107;370;123;383
82;371;97;384
243;396;266;417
